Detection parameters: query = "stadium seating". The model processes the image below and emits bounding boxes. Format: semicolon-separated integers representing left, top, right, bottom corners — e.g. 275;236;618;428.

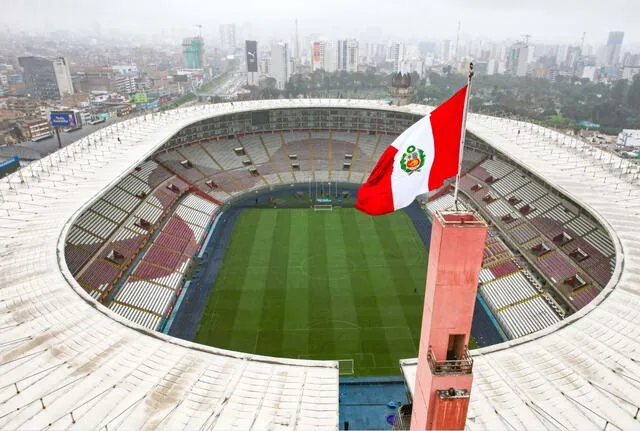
260;132;283;157
107;193;219;330
65;168;193;300
132;160;173;188
420;146;611;338
239;135;270;164
495;294;561;339
424;194;564;339
153;131;384;200
201;139;244;170
65;120;615;341
446;154;615;315
508;222;539;244
164;132;613;336
6;102;639;430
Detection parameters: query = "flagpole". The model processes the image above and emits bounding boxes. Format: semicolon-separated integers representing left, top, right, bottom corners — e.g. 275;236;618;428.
453;62;474;207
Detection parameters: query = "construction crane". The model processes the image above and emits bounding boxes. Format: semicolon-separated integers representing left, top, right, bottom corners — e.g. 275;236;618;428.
195;24;203;38
572;32;587;78
522;34;531;46
454;21;461;62
579;32;586;54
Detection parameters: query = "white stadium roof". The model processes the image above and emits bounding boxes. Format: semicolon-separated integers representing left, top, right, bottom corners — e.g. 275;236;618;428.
0;99;639;430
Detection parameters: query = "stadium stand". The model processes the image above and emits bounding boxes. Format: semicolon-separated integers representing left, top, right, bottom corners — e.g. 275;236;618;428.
451;152;615;313
423;149;566;340
108;193;219;330
153;130;386;200
425;193;565;339
65;169;190;301
2;100;639;429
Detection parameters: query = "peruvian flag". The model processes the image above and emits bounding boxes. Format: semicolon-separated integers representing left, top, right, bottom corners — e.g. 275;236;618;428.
355;85;468;216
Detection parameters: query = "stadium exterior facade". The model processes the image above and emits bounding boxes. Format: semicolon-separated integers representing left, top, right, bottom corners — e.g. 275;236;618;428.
0;99;639;430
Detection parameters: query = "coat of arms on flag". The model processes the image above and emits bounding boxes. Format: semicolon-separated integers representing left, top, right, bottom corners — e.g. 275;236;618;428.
400;145;425;174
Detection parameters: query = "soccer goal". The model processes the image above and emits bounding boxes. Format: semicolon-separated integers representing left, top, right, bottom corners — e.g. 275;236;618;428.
313;204;333;211
338;359;354;376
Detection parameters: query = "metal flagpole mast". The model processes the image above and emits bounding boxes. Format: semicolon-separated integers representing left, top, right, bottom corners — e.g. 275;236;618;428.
453;62;474;206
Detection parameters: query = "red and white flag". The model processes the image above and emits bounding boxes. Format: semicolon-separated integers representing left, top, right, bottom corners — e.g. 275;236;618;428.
355;85;468;215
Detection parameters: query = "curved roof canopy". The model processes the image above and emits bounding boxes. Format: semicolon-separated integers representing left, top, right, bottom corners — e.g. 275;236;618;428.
0;100;639;430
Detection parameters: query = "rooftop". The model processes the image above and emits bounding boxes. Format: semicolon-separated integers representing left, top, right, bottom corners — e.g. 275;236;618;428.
0;99;639;429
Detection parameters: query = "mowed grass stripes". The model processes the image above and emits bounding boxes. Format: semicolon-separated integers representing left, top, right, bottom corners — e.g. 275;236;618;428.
194;208;427;376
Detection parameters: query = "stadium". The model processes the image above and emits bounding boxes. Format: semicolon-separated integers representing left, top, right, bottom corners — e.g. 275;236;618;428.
0;99;639;430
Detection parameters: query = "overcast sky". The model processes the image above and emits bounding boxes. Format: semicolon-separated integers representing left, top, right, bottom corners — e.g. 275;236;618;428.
1;0;638;46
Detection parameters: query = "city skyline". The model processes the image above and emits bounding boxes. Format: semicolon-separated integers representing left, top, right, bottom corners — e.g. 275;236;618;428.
1;0;639;46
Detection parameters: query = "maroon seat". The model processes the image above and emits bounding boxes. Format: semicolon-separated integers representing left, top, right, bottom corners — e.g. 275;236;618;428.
571;285;599;309
537;252;578;282
508;196;521;205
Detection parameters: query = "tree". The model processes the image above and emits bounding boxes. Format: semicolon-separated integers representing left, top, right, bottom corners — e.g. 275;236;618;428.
610;79;629;105
260;77;277;89
627;75;640;111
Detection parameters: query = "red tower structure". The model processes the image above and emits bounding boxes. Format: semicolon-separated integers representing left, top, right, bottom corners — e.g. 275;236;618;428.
410;210;487;430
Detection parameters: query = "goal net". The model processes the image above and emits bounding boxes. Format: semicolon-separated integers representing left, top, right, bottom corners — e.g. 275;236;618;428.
313;204;333;211
338;359;354;376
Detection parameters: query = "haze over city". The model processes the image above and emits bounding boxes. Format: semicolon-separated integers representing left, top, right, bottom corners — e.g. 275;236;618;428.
2;1;640;431
2;0;639;45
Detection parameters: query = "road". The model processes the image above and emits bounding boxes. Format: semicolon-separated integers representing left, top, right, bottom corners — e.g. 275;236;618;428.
196;71;246;99
7;73;244;161
16;117;119;158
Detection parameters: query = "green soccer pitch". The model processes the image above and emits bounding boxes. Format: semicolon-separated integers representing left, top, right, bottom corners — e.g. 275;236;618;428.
194;208;428;376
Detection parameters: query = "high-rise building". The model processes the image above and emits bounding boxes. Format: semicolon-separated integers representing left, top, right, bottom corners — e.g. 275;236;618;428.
18;56;74;100
623;53;640;67
114;75;137;94
219;24;237;54
311;41;337;72
603;31;624;66
182;37;205;70
111;63;140;94
441;40;451;62
271;42;289;90
52;57;74;96
337;39;359;72
293;19;300;59
564;46;580;69
389;42;406;73
311;41;322;71
507;43;529;77
582;65;598;81
556;44;569;66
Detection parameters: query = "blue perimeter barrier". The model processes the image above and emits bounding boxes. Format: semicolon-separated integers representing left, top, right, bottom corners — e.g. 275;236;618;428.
168;191;508;348
161;280;190;334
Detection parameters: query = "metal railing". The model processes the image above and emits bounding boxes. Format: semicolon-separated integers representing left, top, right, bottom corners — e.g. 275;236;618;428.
392;404;412;431
427;347;473;375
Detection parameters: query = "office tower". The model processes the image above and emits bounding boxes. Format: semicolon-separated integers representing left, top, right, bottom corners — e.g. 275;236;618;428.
389;42;406;73
507;43;529;77
18;56;74;100
311;40;338;72
182;36;205;69
337;39;359;72
271;41;289;90
603;31;624;66
220;24;237;53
